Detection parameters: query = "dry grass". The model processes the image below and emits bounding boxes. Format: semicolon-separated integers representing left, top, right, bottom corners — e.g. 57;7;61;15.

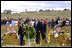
1;10;71;19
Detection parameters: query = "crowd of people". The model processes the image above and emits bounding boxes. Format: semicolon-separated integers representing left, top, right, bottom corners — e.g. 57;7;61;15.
1;16;71;26
1;16;71;46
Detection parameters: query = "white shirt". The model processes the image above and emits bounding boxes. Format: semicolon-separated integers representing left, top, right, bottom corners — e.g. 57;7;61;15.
30;21;35;26
54;33;58;38
15;21;18;24
66;21;69;25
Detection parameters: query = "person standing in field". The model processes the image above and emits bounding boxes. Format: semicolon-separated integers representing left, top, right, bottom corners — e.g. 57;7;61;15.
1;19;3;25
24;17;30;24
39;19;47;44
48;19;51;27
61;18;66;27
34;18;40;44
30;18;35;26
57;16;60;21
18;19;24;46
12;19;15;26
65;18;70;26
51;19;55;29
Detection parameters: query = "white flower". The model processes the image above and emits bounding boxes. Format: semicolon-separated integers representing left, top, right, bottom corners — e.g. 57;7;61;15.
54;31;56;33
62;44;64;46
66;33;69;35
54;33;58;38
10;24;12;26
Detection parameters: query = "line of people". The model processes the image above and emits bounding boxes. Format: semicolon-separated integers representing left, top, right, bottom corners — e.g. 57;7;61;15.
1;17;71;27
17;17;71;45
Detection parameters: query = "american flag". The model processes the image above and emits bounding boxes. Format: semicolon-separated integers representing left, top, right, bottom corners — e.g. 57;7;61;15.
56;27;61;32
11;27;16;33
7;28;10;32
50;29;54;34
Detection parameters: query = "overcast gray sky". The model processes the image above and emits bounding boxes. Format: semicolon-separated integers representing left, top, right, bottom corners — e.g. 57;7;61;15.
1;1;71;12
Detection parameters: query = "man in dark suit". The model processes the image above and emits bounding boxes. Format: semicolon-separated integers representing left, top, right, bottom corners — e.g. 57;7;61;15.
61;18;66;27
51;19;55;29
24;17;30;24
34;18;40;44
40;19;46;40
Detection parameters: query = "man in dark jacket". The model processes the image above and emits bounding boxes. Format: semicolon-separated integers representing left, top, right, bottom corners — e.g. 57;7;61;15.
61;18;66;27
1;19;3;25
18;19;24;46
40;19;46;39
55;19;58;25
51;19;55;29
24;17;30;24
34;18;40;44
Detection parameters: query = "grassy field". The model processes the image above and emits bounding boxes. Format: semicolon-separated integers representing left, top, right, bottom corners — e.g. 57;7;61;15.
1;10;71;19
1;10;71;47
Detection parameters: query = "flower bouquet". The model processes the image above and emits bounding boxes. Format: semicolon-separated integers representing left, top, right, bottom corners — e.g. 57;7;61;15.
22;24;36;39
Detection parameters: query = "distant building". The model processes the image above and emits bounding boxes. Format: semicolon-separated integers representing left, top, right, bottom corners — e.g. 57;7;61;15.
11;12;17;14
11;11;20;14
3;10;11;14
27;11;37;13
20;12;25;14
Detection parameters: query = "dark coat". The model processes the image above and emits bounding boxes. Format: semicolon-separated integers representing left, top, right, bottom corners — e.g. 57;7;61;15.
34;21;40;44
55;19;58;25
24;19;30;24
37;21;47;33
39;22;46;39
18;20;24;35
18;26;23;35
1;20;3;25
34;21;40;32
51;19;55;28
62;20;66;27
41;23;47;33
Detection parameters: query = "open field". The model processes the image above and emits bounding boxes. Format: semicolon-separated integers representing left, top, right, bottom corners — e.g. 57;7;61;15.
1;10;71;19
